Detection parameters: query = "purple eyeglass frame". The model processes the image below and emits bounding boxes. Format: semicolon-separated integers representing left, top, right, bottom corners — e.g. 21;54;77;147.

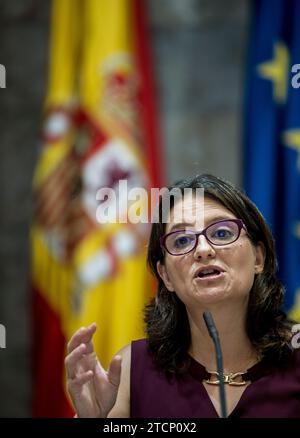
160;219;247;256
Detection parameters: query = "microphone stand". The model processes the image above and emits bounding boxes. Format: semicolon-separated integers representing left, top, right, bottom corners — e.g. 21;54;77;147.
203;311;228;418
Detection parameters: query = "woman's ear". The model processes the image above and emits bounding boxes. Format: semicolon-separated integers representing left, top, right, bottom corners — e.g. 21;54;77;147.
254;242;266;274
157;261;175;292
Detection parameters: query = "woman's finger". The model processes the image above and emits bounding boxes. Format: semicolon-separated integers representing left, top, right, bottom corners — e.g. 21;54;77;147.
68;370;94;390
67;323;97;354
65;343;88;379
107;355;122;387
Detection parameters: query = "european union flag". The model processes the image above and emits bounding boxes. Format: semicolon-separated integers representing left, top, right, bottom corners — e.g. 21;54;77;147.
244;0;300;314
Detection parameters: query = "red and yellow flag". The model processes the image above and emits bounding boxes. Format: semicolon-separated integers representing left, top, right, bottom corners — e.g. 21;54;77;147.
31;0;162;417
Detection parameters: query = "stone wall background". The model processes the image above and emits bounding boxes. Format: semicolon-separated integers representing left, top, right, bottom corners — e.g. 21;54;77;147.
0;0;250;416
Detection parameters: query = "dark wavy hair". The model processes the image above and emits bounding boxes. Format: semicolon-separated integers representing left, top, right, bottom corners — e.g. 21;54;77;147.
145;174;294;374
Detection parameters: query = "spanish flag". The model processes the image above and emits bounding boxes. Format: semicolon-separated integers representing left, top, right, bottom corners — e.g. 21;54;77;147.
31;0;162;417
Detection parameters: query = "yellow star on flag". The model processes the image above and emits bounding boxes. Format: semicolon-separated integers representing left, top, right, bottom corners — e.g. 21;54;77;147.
289;287;300;322
294;221;300;238
282;129;300;170
257;41;289;104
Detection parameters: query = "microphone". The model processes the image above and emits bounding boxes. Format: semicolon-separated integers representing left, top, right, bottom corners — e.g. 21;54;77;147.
202;311;227;418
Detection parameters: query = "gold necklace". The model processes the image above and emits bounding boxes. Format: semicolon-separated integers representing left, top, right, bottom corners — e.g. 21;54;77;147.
204;356;260;386
204;370;250;386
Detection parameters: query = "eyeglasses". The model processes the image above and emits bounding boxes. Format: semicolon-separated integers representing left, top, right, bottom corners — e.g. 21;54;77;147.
160;219;247;256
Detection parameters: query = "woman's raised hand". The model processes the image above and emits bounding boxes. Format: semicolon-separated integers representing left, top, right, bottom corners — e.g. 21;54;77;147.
65;323;122;418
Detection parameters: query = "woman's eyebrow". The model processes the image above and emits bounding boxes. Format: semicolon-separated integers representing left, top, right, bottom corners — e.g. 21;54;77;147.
205;215;235;224
168;223;194;232
168;216;235;232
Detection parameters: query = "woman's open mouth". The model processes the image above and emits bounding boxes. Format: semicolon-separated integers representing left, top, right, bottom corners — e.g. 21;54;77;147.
194;267;225;281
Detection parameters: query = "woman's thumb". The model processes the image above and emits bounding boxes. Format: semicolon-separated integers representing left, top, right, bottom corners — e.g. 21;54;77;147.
107;355;122;387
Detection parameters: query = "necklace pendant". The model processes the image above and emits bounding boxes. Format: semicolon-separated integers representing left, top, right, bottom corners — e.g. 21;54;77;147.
204;371;250;386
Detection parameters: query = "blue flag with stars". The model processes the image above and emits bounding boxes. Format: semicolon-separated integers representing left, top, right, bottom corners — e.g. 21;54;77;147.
244;0;300;315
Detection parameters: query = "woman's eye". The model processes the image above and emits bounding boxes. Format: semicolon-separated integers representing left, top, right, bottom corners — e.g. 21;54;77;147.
174;235;193;247
213;228;233;238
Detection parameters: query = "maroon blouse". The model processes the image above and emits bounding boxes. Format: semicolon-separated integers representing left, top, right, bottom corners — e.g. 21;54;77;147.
130;338;300;418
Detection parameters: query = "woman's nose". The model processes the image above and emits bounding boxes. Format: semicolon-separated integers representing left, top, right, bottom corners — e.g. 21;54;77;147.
193;235;216;259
